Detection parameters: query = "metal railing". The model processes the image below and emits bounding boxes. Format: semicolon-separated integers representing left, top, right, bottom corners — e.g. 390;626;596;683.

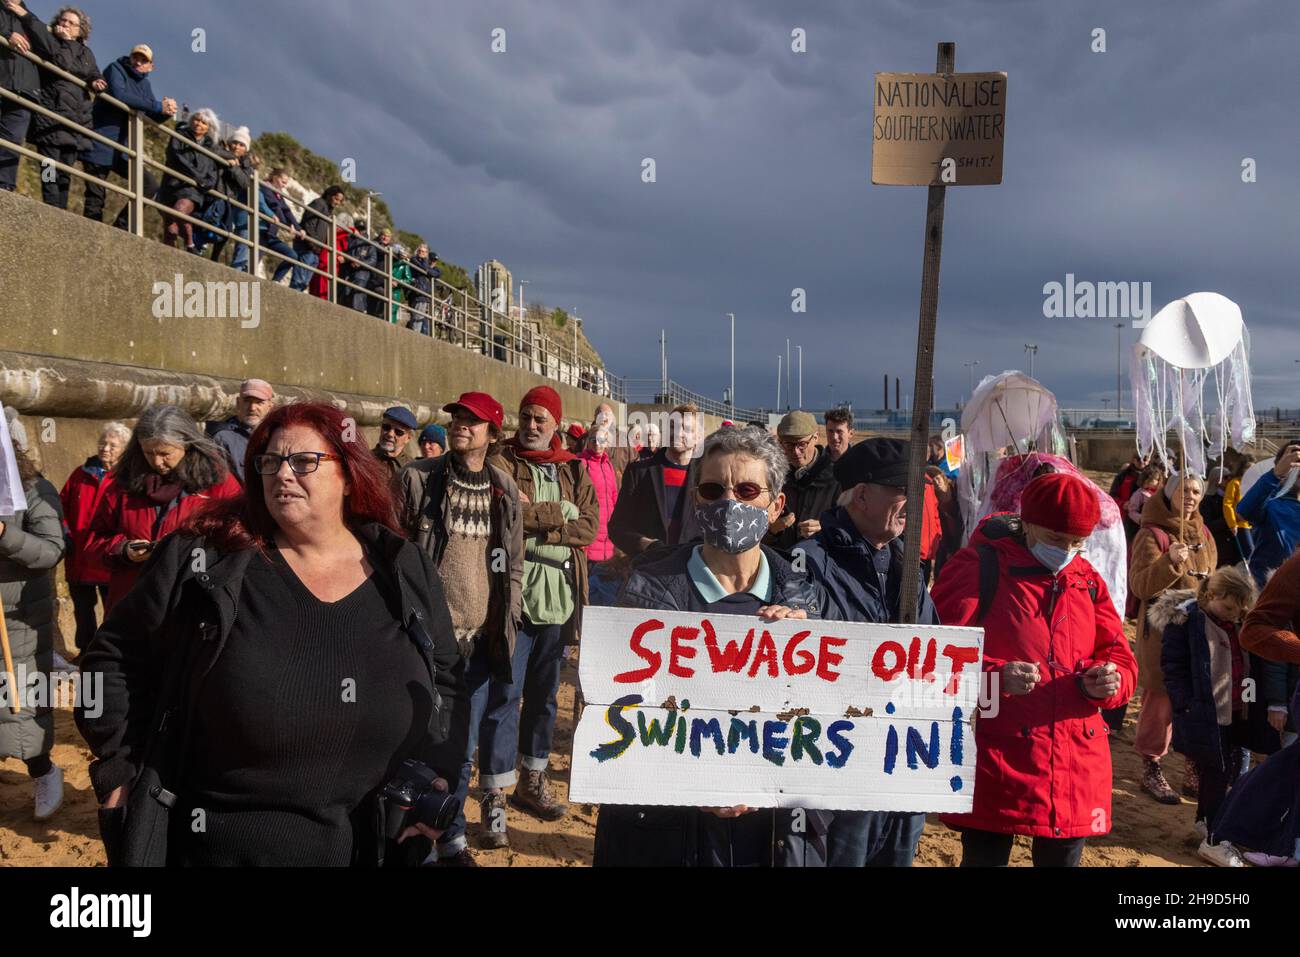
0;32;625;403
623;378;767;422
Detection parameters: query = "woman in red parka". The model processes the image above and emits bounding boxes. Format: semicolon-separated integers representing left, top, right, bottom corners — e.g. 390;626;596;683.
59;422;130;651
931;472;1138;867
83;405;242;612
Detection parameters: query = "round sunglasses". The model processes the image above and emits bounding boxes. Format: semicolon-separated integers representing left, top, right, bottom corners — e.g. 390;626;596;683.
696;481;770;503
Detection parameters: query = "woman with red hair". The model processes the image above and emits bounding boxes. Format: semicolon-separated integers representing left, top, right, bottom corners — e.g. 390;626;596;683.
76;402;461;867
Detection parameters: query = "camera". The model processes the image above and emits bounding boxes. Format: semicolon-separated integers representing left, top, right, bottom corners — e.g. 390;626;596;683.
381;759;461;841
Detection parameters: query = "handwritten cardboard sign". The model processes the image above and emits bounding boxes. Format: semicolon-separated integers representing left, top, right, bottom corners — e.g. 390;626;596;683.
570;607;983;812
871;71;1007;186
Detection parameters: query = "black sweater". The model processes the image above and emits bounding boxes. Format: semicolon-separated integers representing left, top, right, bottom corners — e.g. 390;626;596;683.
76;523;461;813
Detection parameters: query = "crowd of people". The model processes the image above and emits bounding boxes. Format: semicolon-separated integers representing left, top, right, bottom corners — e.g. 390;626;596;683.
1;2;616;399
1;381;1293;870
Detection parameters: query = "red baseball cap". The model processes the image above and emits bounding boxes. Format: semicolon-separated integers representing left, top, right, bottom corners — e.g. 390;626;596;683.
443;391;503;429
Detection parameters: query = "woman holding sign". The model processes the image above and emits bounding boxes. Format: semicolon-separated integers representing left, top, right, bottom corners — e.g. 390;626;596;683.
592;425;833;867
930;472;1137;867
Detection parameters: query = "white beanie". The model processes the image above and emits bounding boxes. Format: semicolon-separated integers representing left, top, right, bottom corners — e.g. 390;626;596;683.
229;126;252;148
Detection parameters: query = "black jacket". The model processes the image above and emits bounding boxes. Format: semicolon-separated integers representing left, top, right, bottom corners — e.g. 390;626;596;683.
302;195;334;248
213;147;252;200
607;448;701;556
75;523;461;805
0;8;39;94
25;13;102;149
765;446;840;552
593;543;832;867
160;121;220;205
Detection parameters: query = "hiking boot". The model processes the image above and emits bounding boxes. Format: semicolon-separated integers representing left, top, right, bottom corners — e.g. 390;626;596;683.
1141;759;1181;805
1198;840;1245;867
477;789;510;849
437;847;480;868
509;768;568;822
1182;762;1200;799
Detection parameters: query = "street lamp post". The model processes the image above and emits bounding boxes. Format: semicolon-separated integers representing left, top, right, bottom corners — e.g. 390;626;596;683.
964;360;980;401
1115;323;1124;415
785;339;791;410
517;279;529;367
797;345;803;409
727;313;735;420
776;354;783;412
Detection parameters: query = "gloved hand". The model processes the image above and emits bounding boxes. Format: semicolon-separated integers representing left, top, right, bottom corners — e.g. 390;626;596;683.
559;499;579;522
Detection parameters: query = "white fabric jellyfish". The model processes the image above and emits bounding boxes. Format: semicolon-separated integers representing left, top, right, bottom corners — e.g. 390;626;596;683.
1131;292;1255;480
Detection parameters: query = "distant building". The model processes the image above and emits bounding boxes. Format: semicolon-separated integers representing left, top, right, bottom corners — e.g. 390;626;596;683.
475;260;513;319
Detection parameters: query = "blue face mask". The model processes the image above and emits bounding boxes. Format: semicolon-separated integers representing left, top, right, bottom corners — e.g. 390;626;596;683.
1030;540;1082;575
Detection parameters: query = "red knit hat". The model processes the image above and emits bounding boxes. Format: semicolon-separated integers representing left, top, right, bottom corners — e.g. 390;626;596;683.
520;385;562;424
1020;472;1100;537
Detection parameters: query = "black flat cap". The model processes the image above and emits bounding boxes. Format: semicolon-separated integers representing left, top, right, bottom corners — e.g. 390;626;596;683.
833;437;912;489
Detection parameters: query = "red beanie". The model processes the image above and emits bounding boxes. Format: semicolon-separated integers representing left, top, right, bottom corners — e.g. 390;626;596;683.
520;385;562;424
1020;472;1100;537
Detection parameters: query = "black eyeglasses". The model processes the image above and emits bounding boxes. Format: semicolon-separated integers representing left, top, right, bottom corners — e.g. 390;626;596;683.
380;423;409;437
253;452;341;475
696;481;770;503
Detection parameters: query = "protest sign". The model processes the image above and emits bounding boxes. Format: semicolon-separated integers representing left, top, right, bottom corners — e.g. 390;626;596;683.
944;433;965;472
871;70;1007;186
0;403;28;517
570;606;983;812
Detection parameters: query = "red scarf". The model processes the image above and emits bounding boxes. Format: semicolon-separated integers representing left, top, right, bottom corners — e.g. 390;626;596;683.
505;433;577;464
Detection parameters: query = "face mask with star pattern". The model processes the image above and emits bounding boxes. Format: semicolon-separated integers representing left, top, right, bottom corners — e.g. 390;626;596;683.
695;498;769;554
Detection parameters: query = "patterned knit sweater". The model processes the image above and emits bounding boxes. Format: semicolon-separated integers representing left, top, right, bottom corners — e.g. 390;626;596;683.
439;455;493;645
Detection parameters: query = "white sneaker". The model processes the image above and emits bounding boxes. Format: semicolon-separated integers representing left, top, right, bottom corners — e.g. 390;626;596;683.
33;764;64;820
1198;840;1245;867
1193;818;1207;840
51;652;76;674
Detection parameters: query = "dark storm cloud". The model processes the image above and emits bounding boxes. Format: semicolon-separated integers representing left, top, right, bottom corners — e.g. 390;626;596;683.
89;0;1299;410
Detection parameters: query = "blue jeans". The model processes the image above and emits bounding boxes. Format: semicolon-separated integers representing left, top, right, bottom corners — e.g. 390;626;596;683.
826;811;925;866
265;234;317;290
497;617;567;773
432;640;517;854
229;209;250;272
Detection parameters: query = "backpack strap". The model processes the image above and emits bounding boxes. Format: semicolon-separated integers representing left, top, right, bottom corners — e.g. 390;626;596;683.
975;543;1000;624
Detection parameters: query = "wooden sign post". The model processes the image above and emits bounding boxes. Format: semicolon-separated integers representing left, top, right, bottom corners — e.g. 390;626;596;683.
872;43;1008;623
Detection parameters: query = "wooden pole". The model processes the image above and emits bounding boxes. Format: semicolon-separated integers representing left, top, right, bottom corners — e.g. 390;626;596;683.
0;602;20;714
898;41;955;625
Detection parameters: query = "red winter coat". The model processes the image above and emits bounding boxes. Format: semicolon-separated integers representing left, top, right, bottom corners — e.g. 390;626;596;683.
59;458;115;585
930;520;1138;838
82;472;242;611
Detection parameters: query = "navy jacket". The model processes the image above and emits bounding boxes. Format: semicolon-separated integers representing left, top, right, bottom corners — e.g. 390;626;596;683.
1213;683;1300;857
86;55;169;167
1160;593;1286;770
794;506;938;627
593;543;832;867
258;184;301;234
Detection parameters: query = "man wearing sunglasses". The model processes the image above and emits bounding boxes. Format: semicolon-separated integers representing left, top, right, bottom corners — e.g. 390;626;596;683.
793;437;935;867
397;391;524;866
765;411;840;553
608;404;702;557
373;405;417;482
